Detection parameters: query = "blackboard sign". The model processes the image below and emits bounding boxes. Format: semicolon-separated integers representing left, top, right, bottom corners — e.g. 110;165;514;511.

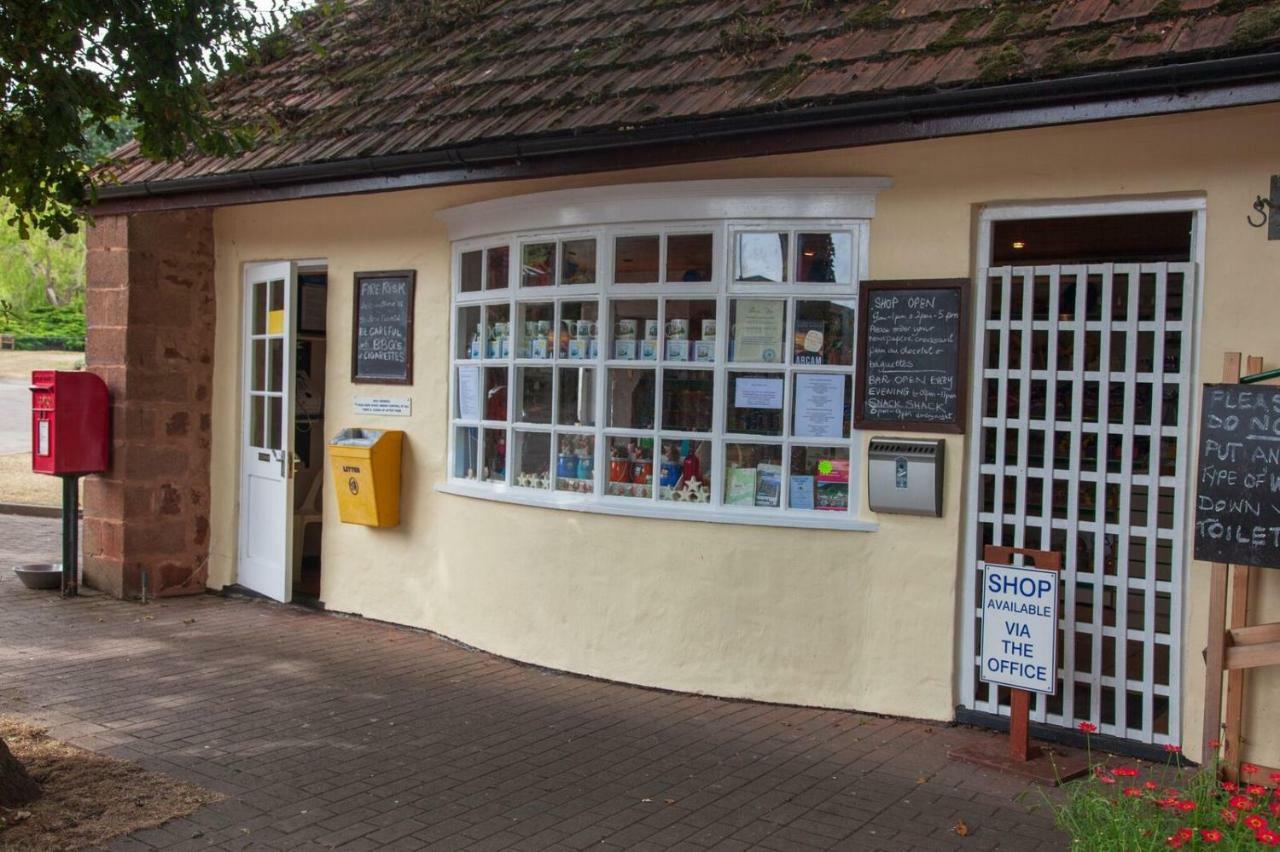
856;279;967;433
1194;384;1280;569
352;270;415;385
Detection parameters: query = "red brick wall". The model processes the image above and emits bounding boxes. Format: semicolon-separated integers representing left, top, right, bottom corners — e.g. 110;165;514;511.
83;210;215;598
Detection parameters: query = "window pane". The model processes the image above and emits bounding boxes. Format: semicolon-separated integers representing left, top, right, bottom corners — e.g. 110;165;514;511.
796;233;853;284
615;235;659;284
735;232;787;283
522;242;555;287
252;280;267;334
485;246;509;290
607;368;655;429
516;367;553;423
558;367;596;426
514;431;551;488
792;373;851;439
517;302;554;359
724;443;784;507
559;301;600;360
606;436;654;499
726;372;784;436
250;395;265;448
790;446;850;512
458;305;482;359
666;233;713;283
484;366;508;421
268;338;283;393
662;369;713;432
663;299;716;364
555;433;595;494
611;299;658;362
483;429;506;482
561;239;596;285
460;250;483;292
484;303;510;359
251;339;266;391
659;439;711;503
794;299;856;366
267;396;282;451
729;299;786;364
454;426;479;479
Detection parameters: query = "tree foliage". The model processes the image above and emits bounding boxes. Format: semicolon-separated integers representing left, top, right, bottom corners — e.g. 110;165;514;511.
0;1;300;238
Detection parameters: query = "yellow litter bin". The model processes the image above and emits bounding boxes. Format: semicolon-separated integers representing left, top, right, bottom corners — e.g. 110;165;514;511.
328;428;403;527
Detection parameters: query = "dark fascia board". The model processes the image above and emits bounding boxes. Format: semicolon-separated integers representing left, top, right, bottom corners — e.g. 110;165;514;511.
90;52;1280;215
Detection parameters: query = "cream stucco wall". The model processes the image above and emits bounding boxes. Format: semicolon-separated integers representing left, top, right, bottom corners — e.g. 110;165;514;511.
209;102;1280;763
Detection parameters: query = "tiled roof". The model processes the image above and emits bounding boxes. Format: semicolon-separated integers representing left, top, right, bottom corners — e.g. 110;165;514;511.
102;0;1280;187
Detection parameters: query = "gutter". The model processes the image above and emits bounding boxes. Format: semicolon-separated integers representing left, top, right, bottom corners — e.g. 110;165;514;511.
91;52;1280;213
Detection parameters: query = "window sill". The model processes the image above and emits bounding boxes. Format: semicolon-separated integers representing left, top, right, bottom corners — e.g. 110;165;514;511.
435;480;879;532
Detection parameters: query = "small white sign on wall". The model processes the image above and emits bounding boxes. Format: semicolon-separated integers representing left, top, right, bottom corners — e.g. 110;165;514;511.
353;396;412;417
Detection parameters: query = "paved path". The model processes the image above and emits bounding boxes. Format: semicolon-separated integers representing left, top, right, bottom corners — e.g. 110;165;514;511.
0;514;1067;851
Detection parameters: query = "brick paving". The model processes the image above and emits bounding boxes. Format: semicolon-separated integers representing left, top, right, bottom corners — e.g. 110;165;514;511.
0;514;1067;851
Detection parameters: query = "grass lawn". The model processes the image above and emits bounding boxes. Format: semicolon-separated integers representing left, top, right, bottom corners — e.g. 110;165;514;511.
0;350;82;381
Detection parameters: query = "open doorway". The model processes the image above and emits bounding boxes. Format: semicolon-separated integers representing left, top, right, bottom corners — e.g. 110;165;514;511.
292;266;327;605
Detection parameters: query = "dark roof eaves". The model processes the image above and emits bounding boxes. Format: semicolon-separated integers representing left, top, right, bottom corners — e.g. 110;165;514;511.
90;51;1280;213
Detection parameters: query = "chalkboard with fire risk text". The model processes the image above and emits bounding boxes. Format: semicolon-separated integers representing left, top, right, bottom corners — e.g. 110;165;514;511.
352;270;415;385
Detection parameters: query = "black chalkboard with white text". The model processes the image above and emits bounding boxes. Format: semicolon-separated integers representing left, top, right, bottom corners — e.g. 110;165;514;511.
352;271;415;385
856;279;967;433
1194;383;1280;569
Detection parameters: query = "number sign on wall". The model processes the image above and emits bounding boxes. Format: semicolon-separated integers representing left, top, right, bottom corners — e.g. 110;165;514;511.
856;279;968;433
352;270;415;385
1194;383;1280;569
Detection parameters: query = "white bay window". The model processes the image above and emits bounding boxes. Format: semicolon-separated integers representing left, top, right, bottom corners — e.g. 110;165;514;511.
440;179;889;530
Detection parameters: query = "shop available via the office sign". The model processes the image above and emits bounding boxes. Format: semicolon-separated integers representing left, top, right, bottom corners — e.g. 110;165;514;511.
980;564;1060;694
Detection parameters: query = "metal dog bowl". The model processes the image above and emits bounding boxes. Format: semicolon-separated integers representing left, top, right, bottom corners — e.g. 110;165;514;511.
13;563;63;591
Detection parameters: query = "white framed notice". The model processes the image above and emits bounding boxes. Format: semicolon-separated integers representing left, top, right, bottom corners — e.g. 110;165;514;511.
456;366;480;421
354;396;412;416
793;374;845;438
734;376;784;409
979;562;1060;695
732;299;785;363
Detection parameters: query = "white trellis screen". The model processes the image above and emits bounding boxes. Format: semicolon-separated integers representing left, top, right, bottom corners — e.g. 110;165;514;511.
961;263;1195;745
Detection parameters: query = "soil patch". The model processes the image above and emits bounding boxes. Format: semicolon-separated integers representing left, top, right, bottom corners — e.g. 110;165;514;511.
0;717;221;851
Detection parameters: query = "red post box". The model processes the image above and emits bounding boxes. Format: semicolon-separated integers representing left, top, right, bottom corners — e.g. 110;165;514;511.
30;370;110;476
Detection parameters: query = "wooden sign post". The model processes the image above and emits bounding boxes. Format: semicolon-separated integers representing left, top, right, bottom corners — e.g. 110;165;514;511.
1198;353;1280;785
952;546;1086;782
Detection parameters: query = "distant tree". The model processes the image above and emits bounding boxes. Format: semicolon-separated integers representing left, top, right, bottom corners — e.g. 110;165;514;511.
0;1;302;238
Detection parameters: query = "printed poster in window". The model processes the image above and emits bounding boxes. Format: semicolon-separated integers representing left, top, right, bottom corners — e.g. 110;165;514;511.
732;300;784;363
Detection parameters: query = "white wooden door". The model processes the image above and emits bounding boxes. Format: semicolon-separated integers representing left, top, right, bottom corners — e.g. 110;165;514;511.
238;262;296;602
961;263;1195;746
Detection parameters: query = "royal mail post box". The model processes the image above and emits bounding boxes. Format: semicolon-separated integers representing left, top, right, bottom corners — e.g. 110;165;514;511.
868;437;944;517
328;428;403;527
30;370;110;476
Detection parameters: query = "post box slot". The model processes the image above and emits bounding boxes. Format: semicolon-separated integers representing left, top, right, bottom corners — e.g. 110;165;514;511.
867;436;944;517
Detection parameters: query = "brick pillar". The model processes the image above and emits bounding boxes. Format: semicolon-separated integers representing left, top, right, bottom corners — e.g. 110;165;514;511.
82;209;215;599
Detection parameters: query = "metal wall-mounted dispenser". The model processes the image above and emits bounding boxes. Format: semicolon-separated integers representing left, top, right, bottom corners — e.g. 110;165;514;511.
868;437;944;517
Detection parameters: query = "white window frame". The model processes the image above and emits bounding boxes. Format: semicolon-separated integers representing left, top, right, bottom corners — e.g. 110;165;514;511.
438;179;890;531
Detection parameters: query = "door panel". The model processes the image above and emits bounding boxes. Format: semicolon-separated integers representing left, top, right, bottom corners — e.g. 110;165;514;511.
238;262;296;602
961;263;1194;746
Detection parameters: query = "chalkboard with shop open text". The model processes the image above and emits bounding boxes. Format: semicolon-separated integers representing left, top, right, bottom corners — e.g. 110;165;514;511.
1194;383;1280;569
352;271;415;385
855;279;967;433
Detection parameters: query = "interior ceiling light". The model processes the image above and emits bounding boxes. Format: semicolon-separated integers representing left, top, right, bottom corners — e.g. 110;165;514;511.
1012;241;1026;250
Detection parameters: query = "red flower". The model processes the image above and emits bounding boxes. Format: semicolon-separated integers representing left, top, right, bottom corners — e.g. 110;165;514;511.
1176;800;1195;813
1246;814;1270;831
1270;772;1280;784
1244;763;1260;775
1200;828;1223;844
1250;785;1268;796
1222;781;1239;792
1164;743;1182;754
1269;801;1280;817
1258;830;1280;847
1230;795;1255;810
1113;766;1140;777
1144;781;1159;790
1210;739;1222;749
1222;808;1239;825
1175;827;1194;841
1165;836;1184;849
1078;721;1098;734
1097;773;1116;785
1123;787;1143;797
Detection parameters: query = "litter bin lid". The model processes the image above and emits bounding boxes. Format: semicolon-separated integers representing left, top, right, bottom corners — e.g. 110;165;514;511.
331;428;384;447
